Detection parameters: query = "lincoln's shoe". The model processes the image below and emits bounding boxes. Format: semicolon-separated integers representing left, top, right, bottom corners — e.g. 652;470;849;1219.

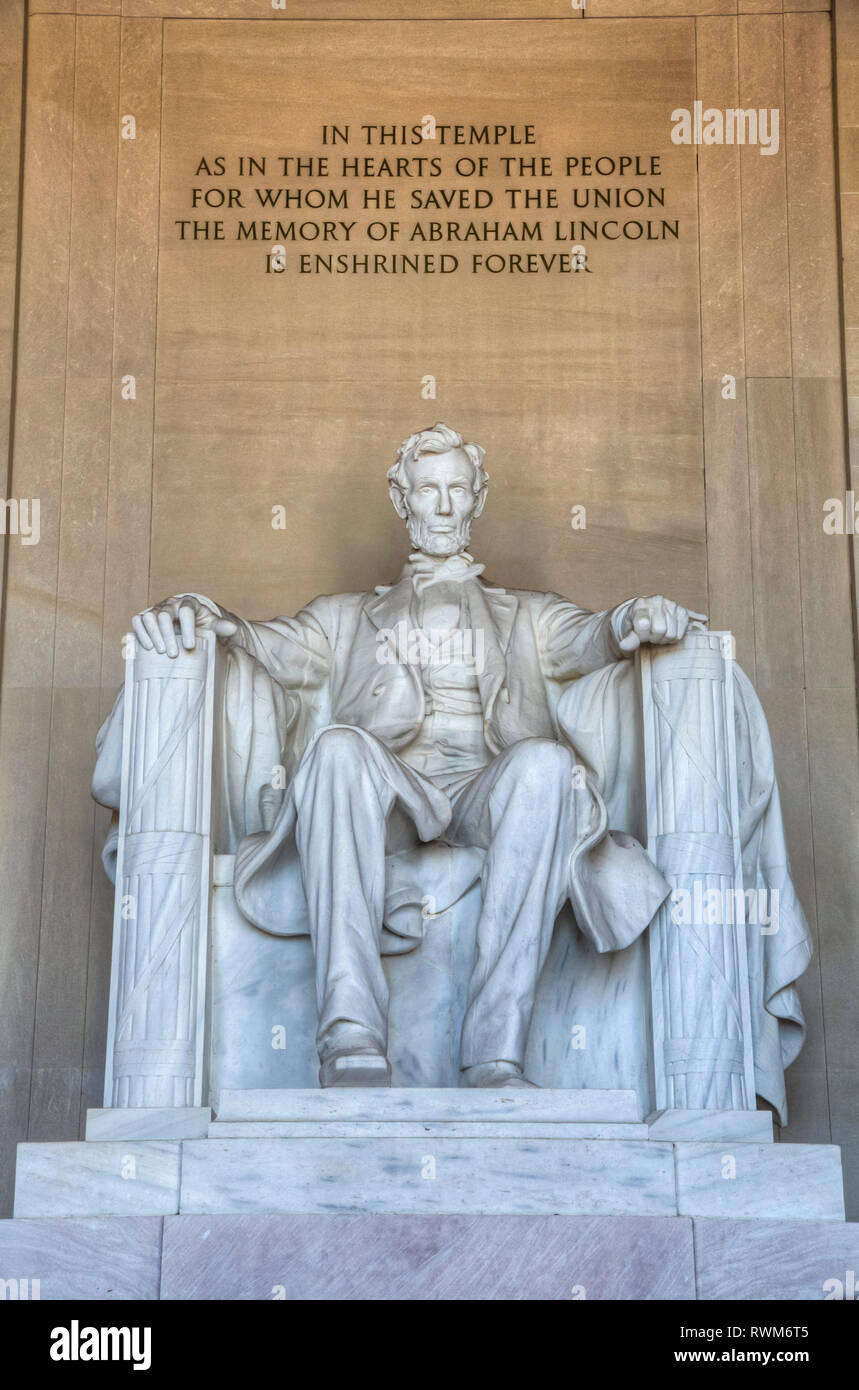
461;1061;539;1089
319;1048;392;1088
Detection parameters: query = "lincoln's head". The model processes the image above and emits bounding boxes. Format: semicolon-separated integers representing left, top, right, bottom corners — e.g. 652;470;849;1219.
387;423;489;558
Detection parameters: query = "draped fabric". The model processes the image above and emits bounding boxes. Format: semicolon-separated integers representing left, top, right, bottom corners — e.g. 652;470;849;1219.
553;659;811;1122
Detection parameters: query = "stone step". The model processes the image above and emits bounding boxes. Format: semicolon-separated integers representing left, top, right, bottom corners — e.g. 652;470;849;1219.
86;1106;211;1142
208;1120;650;1140
212;1086;643;1124
647;1108;773;1143
180;1137;846;1221
13;1135;846;1223
183;1136;677;1217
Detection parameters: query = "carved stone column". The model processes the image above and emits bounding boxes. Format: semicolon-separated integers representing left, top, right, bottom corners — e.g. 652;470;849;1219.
639;631;756;1114
103;632;218;1109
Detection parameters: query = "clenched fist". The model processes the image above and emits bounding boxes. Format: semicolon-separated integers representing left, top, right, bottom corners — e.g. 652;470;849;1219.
131;595;238;659
616;595;706;653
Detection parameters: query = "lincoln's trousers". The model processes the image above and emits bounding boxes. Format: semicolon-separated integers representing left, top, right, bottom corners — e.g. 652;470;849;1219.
292;724;587;1069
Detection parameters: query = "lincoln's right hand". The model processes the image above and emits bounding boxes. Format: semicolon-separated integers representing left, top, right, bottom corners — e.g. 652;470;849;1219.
131;595;238;658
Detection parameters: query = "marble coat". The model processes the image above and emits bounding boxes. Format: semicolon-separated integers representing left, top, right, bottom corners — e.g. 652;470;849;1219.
209;574;671;956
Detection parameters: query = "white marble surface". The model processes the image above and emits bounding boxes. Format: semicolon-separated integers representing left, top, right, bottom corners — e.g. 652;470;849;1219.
178;1137;676;1217
103;633;217;1110
213;1087;643;1123
675;1143;845;1221
647;1109;773;1143
13;1142;181;1218
641;633;756;1112
86;1106;211;1142
208;1121;650;1139
13;1126;847;1222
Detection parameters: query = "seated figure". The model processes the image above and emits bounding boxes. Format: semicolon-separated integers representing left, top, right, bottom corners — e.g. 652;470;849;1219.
93;423;811;1102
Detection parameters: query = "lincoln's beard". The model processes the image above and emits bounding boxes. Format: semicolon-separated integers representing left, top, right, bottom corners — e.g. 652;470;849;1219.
406;513;473;558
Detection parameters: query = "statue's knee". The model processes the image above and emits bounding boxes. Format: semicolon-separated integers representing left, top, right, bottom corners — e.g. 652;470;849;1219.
504;738;574;797
307;725;368;768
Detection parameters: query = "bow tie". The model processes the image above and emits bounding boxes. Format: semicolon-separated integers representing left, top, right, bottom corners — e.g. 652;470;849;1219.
405;552;486;594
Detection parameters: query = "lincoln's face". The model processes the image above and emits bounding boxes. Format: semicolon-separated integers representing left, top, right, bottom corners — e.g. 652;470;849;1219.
398;447;486;557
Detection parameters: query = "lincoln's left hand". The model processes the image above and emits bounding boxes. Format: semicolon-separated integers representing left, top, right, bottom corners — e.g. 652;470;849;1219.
616;595;707;653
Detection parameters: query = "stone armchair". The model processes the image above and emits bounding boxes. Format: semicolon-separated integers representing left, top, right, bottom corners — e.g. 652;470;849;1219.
96;627;774;1137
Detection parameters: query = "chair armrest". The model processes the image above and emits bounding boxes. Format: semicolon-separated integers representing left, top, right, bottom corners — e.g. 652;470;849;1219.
103;630;219;1109
638;630;756;1113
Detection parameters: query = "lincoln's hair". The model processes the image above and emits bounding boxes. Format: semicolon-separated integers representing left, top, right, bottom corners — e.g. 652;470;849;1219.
387;422;489;497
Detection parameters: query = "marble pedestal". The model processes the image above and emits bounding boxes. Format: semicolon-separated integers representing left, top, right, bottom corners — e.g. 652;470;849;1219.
8;1087;850;1299
2;1212;858;1300
12;1089;846;1224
